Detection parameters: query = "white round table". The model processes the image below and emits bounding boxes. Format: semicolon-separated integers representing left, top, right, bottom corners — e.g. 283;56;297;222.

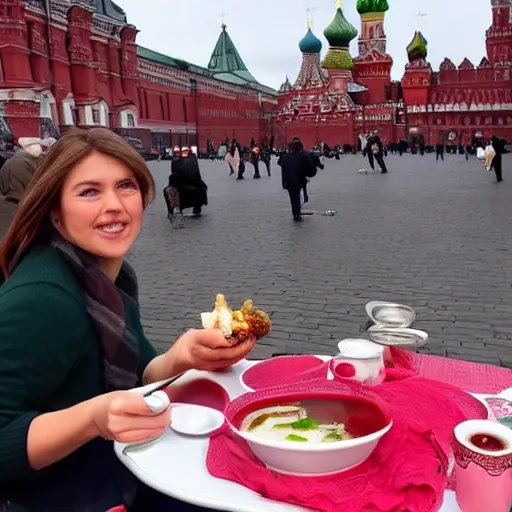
115;359;462;512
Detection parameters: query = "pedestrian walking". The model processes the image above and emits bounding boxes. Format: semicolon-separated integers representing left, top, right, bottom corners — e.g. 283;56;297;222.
278;138;316;222
366;131;388;174
491;135;506;183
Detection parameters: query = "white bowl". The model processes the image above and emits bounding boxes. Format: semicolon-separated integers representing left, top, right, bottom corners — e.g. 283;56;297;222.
227;388;393;477
231;421;392;476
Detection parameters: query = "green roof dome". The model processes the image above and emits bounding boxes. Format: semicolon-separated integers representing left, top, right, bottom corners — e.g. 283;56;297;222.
357;0;389;15
323;6;358;48
299;27;323;54
407;30;428;62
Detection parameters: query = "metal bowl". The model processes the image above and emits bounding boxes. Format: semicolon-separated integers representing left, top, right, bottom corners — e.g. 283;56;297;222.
366;327;428;351
365;301;416;329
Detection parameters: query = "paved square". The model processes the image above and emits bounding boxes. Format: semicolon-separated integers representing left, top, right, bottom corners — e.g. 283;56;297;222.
1;153;512;367
130;152;512;366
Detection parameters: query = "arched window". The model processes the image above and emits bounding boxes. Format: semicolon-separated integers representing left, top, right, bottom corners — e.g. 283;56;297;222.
120;109;138;128
39;95;52;120
99;102;108;126
62;96;75;126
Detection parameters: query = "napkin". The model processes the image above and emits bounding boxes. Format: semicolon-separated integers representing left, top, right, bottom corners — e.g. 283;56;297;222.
208;377;487;512
384;346;417;381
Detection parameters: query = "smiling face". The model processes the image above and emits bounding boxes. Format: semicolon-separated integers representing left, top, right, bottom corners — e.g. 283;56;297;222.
54;150;144;269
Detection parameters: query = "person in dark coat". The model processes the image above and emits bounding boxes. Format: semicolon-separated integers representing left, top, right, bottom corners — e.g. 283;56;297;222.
261;146;272;177
435;134;445;162
366;131;388;174
491;135;506;183
278;139;316;222
168;148;208;216
302;151;324;204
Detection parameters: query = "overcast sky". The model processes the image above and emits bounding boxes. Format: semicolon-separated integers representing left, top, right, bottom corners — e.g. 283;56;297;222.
119;0;492;89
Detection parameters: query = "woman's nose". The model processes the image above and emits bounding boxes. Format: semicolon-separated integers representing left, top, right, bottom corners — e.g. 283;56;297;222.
103;189;123;211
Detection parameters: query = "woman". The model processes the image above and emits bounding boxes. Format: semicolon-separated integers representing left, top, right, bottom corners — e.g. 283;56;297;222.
229;140;245;181
0;128;255;511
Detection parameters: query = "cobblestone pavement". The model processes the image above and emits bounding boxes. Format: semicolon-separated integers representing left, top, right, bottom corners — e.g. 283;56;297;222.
2;153;512;367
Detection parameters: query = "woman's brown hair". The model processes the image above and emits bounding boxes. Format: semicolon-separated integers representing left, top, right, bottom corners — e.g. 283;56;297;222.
0;127;155;279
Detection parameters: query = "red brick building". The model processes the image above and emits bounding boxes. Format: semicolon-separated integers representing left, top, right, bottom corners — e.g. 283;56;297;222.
0;0;276;150
1;0;510;151
276;0;512;148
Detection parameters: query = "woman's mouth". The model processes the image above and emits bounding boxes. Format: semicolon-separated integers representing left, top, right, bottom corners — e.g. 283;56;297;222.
97;222;127;234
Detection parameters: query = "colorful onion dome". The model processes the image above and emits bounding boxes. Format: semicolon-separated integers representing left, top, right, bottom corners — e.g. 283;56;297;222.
407;30;428;62
321;3;357;70
357;0;389;15
323;5;358;49
299;27;323;54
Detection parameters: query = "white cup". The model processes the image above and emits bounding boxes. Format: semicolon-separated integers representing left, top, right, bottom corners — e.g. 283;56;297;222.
330;339;386;386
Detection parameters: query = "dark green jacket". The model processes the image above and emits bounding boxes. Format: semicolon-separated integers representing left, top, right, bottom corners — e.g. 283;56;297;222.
0;245;157;511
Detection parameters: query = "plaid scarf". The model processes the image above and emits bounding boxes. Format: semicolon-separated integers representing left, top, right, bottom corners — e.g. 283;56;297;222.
51;233;140;391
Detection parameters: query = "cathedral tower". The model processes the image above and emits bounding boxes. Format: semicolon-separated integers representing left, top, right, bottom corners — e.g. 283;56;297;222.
402;30;432;107
294;22;326;90
353;0;392;104
486;0;512;68
321;1;358;92
356;0;389;55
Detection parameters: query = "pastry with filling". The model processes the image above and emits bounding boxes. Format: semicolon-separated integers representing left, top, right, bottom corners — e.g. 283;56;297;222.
201;294;271;344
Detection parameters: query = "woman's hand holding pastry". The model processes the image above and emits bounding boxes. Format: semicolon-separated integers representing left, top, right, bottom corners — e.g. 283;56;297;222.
89;391;171;444
168;328;256;373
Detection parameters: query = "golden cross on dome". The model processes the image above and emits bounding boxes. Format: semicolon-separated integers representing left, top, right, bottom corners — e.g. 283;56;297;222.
306;6;317;28
336;0;342;9
218;10;228;29
415;9;427;28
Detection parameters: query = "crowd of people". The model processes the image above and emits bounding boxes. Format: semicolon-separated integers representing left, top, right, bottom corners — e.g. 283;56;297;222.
161;130;510;224
0;130;508;226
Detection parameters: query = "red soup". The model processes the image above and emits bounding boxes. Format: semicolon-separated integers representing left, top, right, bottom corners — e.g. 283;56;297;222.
470;433;506;452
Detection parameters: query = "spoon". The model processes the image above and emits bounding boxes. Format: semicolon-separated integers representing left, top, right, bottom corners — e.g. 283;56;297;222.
170;403;225;436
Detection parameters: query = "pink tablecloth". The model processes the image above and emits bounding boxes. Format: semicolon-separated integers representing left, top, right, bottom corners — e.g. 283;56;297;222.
413;353;512;394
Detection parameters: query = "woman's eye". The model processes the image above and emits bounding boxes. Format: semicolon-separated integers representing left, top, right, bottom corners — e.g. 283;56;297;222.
79;189;98;197
119;180;138;190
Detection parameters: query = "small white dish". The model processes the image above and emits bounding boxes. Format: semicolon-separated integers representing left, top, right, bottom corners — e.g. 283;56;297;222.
171;403;225;437
366;327;428;351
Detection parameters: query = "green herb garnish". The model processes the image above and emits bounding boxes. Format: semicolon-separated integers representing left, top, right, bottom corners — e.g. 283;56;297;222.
291;417;318;430
322;432;343;442
286;434;308;442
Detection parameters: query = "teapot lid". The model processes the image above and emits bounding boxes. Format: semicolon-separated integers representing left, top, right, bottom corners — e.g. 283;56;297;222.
337;339;384;360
